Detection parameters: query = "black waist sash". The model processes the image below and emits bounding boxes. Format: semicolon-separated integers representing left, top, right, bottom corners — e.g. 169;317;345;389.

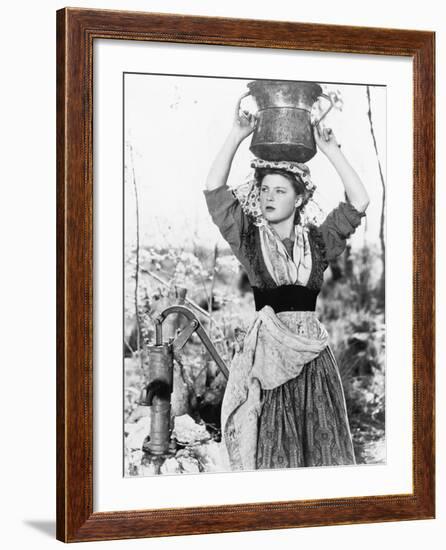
252;284;318;313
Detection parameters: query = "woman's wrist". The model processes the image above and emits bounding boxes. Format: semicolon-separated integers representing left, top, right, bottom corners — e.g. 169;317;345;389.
228;126;246;146
325;148;353;175
324;145;345;164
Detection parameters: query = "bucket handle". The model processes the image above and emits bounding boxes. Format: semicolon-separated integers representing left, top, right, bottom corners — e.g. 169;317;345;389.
312;92;336;128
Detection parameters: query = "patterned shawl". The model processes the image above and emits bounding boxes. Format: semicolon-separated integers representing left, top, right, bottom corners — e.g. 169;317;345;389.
259;223;312;286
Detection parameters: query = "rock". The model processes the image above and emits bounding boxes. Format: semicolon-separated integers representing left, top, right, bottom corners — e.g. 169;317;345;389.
160;457;182;475
140;461;158;476
177;455;201;474
125;450;144;476
127;404;151;423
192;441;229;472
125;415;151;450
172;414;210;445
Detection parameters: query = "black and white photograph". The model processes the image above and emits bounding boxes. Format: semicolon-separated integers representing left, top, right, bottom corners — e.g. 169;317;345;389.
123;74;386;477
1;0;441;545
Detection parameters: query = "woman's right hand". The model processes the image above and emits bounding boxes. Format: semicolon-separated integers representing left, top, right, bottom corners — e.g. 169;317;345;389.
230;91;257;142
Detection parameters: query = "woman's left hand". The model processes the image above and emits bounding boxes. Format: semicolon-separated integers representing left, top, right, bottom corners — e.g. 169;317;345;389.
313;124;341;159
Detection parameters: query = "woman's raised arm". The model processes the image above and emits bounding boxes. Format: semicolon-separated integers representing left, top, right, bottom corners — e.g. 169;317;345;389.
314;125;370;213
205;91;257;191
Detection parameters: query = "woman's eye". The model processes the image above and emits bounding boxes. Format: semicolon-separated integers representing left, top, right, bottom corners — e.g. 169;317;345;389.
260;188;285;193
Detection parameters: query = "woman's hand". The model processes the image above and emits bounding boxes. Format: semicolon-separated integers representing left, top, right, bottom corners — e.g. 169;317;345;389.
314;124;341;160
230;91;257;142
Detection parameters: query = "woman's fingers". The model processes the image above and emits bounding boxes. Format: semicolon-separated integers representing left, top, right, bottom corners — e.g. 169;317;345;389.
314;124;335;141
235;106;257;132
314;124;339;153
320;127;335;142
238;110;250;124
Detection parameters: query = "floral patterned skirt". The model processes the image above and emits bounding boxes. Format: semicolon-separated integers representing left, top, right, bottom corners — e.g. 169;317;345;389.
256;345;356;468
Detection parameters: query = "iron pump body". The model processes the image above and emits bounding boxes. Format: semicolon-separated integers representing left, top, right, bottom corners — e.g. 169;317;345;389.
142;304;229;465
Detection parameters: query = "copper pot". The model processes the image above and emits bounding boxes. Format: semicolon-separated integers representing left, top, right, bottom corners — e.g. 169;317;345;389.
247;80;334;163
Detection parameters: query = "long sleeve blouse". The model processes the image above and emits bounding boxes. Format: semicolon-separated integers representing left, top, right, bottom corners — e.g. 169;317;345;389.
203;183;365;292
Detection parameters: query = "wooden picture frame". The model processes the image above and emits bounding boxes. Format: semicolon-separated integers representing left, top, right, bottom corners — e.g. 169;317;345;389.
56;7;435;542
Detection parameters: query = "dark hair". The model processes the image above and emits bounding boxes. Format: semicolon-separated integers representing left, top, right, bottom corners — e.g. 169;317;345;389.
254;167;312;225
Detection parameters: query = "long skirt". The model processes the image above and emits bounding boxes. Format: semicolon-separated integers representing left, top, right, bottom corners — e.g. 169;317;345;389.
256;345;356;468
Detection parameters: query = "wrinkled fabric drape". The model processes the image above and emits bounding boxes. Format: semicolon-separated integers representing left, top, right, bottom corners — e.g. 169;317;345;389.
221;305;328;471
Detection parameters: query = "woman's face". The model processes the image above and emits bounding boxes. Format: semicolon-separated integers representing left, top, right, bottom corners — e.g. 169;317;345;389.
259;173;302;224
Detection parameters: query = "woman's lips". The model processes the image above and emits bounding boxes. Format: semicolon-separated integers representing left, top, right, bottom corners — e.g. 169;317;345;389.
266;206;275;211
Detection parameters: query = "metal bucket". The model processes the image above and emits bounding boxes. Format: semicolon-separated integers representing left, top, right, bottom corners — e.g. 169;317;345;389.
247;80;334;162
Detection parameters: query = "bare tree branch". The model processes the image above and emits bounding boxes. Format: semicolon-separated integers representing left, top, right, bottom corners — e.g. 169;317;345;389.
128;142;143;368
366;86;386;298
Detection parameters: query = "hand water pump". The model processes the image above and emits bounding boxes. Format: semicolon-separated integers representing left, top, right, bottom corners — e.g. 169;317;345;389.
141;301;229;470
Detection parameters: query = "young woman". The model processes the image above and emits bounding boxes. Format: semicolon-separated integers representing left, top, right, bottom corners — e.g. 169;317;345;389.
204;91;370;471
